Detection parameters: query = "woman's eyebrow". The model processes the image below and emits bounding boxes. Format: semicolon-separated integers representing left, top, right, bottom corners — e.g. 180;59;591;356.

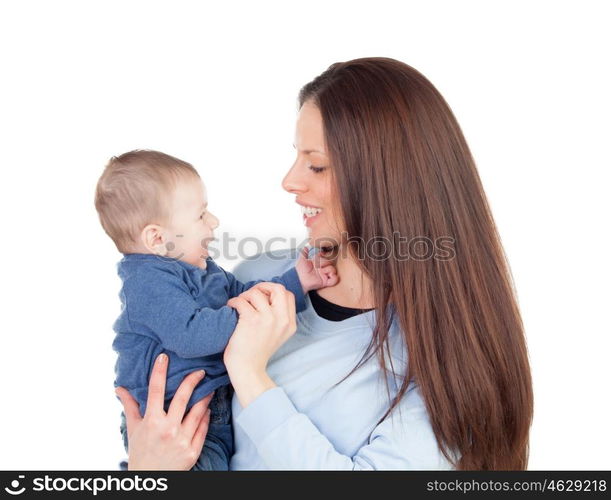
292;144;326;155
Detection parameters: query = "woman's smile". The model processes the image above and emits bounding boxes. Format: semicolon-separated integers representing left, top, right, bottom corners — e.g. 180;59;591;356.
302;206;323;227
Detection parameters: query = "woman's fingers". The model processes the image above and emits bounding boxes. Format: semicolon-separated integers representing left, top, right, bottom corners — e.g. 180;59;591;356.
167;369;206;422
254;282;290;308
239;287;274;313
119;356;207;470
249;282;294;330
182;392;213;438
249;281;284;300
146;353;169;416
227;296;256;316
191;407;211;452
283;288;297;332
115;386;142;432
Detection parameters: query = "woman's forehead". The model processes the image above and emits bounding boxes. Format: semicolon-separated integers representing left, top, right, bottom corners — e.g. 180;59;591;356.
295;102;327;154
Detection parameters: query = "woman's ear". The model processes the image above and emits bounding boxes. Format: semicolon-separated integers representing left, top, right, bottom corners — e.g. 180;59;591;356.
140;224;168;255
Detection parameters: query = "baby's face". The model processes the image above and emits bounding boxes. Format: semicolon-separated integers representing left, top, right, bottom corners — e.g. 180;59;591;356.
165;177;219;270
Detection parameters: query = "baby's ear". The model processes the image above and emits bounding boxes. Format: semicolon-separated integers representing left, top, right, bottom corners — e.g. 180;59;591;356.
141;224;167;255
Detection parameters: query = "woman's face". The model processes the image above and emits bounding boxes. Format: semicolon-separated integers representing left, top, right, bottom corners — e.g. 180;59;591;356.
282;100;344;250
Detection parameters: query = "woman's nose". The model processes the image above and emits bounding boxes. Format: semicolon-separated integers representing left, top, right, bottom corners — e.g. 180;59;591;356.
282;161;306;194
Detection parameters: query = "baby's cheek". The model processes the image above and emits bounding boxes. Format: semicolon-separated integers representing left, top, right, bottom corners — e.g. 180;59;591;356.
187;239;205;256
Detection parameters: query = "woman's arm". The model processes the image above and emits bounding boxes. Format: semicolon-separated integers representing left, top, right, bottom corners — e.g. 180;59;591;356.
224;284;455;470
233;384;456;470
224;282;297;408
115;353;213;470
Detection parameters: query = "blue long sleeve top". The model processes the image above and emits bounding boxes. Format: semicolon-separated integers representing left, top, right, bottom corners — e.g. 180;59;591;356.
228;247;459;470
112;252;306;416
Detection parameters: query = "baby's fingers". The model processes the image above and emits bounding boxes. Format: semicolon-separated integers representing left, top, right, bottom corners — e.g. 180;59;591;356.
322;269;339;287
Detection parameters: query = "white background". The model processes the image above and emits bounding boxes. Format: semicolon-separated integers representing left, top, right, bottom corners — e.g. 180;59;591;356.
0;0;609;470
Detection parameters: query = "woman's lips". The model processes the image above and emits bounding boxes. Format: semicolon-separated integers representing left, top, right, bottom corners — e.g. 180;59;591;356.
303;211;322;227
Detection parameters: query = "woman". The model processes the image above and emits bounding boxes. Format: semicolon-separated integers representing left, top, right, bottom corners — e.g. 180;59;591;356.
116;57;533;470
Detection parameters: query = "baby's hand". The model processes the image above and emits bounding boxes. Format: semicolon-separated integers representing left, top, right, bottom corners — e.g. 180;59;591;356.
295;246;339;293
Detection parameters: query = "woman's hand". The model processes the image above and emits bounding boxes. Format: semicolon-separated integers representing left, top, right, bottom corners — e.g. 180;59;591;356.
225;282;298;408
115;353;213;470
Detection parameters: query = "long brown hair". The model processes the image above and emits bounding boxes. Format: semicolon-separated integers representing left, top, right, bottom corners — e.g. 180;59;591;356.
299;57;533;470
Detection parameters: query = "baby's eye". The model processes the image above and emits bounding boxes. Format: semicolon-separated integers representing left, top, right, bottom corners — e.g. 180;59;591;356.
200;211;206;219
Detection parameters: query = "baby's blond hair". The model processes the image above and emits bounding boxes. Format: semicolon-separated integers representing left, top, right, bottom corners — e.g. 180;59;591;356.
94;150;199;253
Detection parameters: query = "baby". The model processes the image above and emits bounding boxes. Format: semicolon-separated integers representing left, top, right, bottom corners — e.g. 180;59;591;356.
94;149;337;470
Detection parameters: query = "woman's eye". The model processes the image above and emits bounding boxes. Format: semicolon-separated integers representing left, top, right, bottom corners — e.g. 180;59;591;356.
309;165;326;174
